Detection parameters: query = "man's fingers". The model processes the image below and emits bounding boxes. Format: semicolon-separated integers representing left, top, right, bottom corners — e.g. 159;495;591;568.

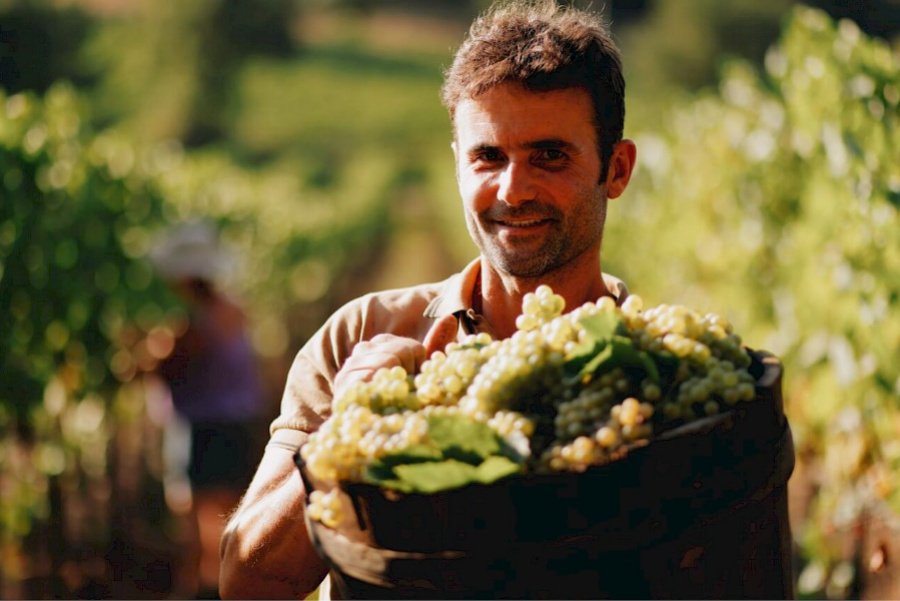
423;314;459;358
335;322;456;401
351;337;425;372
334;335;428;399
332;368;369;401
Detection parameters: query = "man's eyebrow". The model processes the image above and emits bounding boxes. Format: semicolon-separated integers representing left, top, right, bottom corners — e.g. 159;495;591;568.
526;138;575;151
466;139;575;155
466;143;499;156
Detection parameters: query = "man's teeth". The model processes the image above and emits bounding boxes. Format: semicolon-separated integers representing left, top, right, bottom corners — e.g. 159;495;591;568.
503;219;544;227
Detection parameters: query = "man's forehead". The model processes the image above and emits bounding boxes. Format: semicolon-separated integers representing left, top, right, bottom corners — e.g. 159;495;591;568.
453;83;596;146
459;83;586;107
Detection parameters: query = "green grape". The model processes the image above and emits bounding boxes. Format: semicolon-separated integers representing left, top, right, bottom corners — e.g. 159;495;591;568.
308;489;343;528
554;372;620;441
304;288;760;484
413;333;494;407
333;366;417;414
302;402;430;482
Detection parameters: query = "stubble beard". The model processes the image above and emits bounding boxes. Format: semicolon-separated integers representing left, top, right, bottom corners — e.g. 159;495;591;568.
468;196;607;279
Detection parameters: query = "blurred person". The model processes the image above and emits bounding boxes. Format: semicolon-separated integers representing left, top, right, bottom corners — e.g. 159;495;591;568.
220;1;636;598
150;221;266;599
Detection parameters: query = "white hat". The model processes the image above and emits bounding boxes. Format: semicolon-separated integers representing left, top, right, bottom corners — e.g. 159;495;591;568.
149;220;236;282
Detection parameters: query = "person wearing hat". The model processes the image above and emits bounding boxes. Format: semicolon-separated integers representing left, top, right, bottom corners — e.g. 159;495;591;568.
150;220;266;599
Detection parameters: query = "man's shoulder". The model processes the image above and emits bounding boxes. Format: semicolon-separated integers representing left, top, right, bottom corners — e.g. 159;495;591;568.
323;271;464;342
329;259;478;329
335;278;450;320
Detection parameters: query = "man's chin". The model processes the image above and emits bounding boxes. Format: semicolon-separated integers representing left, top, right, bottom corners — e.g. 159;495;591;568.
485;251;553;279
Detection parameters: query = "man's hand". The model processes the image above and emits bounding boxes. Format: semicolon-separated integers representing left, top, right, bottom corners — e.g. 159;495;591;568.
423;313;462;356
220;314;458;598
333;314;458;399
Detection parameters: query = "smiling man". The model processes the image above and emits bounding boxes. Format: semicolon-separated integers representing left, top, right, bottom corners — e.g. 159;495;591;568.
453;80;635;340
219;1;636;598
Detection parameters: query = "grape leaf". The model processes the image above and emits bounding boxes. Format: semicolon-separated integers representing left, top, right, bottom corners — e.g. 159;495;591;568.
426;414;502;461
563;311;623;366
362;416;525;492
392;459;480;493
362;470;414;492
390;456;521;493
473;455;522;483
602;338;661;383
564;311;662;383
369;443;443;468
580;311;624;341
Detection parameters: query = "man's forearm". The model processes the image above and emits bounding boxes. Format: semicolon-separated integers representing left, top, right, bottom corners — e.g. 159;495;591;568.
219;447;328;599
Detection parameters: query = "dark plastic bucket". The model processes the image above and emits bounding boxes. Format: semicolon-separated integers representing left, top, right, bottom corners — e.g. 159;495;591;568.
297;350;795;599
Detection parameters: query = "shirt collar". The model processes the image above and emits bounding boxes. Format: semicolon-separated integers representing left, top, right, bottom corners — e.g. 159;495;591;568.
424;257;482;319
424;257;629;322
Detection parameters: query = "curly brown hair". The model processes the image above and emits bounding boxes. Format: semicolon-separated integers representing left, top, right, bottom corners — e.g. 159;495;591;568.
441;0;625;175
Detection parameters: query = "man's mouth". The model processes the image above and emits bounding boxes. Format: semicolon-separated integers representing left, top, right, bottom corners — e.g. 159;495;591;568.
483;202;560;233
496;218;548;227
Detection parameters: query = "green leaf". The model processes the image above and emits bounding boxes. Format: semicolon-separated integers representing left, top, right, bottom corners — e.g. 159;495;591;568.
474;455;522;483
363;462;399;484
369;443;443;468
563;312;623;377
390;456;522;493
566;334;663;385
612;339;661;382
426;414;502;462
363;442;444;485
393;459;481;493
580;311;623;341
362;417;525;492
363;470;415;492
573;339;616;378
565;311;673;383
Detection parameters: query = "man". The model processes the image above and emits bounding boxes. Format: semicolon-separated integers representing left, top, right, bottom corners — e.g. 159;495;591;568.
219;1;636;597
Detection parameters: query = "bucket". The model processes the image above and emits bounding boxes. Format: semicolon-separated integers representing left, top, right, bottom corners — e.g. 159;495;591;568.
297;350;795;599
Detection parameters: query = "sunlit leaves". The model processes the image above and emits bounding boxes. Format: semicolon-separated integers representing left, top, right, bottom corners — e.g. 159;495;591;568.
604;6;899;588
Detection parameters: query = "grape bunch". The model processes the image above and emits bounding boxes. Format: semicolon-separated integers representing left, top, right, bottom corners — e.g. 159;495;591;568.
307;489;343;529
301;286;757;497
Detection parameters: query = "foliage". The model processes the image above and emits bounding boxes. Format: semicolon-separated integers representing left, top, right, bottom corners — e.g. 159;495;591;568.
618;0;795;92
604;7;899;597
0;83;178;559
0;80;399;559
152;143;396;359
0;83;177;422
2;2;899;596
230;45;447;168
79;0;298;144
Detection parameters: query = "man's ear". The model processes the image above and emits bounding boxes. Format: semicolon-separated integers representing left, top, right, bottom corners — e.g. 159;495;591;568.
604;139;637;199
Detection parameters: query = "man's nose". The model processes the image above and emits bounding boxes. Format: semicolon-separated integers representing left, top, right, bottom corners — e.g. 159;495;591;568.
497;161;536;206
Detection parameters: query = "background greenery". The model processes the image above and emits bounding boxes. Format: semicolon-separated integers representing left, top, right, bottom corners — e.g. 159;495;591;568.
1;0;898;598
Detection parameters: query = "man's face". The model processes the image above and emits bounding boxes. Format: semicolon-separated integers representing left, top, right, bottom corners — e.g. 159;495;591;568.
453;81;607;279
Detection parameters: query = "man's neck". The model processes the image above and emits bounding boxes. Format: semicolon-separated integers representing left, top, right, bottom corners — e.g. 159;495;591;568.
476;256;611;340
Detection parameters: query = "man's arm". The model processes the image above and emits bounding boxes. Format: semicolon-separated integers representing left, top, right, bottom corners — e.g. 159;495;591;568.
218;314;458;599
219;444;328;599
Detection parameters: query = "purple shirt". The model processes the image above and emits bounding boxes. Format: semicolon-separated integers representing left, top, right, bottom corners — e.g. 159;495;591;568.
163;312;264;423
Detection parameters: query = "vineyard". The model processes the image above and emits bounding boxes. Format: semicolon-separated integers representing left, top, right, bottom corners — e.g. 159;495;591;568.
0;82;417;598
1;2;898;599
605;8;900;597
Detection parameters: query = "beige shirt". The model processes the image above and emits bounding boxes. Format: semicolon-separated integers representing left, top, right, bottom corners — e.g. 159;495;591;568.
268;258;628;452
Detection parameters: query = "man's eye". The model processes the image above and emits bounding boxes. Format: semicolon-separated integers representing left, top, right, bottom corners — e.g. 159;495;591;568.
537;149;566;161
476;149;503;162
